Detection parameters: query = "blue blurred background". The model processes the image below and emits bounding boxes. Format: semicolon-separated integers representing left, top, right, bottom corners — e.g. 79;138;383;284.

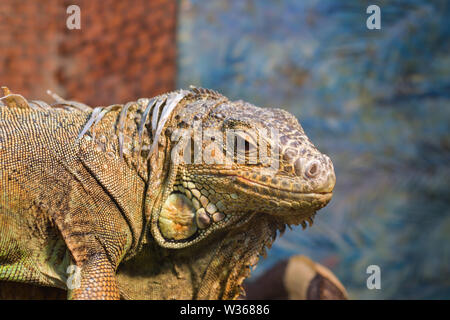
177;0;450;299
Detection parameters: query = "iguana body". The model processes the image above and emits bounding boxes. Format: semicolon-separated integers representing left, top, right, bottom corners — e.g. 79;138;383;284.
0;86;335;299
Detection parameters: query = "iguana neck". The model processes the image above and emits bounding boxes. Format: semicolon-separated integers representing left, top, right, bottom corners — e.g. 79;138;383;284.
116;215;284;299
76;100;167;259
84;102;150;181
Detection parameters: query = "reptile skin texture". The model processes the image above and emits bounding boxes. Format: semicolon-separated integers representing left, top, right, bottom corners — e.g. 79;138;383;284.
0;86;336;299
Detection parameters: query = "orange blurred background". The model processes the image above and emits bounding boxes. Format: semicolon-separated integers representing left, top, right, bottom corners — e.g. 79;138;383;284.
0;0;176;106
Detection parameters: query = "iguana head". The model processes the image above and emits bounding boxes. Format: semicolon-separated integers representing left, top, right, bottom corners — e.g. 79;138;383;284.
65;86;335;298
151;88;335;249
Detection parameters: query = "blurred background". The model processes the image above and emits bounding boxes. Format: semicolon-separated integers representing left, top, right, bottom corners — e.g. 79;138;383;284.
0;0;449;299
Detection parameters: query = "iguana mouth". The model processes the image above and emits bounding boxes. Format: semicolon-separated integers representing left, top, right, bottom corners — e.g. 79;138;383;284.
231;175;333;217
235;175;333;197
187;170;334;197
176;171;333;213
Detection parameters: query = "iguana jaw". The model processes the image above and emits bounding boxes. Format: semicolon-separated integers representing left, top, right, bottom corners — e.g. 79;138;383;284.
235;172;335;195
151;171;331;249
175;169;334;213
232;174;333;212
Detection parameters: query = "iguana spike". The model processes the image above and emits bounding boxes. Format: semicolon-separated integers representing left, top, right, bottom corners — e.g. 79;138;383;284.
278;224;286;236
118;102;134;159
46;89;91;112
189;85;224;99
137;98;157;161
151;98;167;137
261;247;268;258
1;87;31;109
46;90;66;103
239;285;246;297
148;92;186;160
138;98;156;139
91;106;114;141
29;100;51;110
78;107;103;140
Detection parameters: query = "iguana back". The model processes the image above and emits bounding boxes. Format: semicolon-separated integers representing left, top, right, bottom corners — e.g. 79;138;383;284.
0;90;147;298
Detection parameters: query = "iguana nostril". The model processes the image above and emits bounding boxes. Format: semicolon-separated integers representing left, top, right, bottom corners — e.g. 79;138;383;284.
306;161;320;178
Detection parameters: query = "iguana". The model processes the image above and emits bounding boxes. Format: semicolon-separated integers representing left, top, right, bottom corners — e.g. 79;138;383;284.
0;86;336;299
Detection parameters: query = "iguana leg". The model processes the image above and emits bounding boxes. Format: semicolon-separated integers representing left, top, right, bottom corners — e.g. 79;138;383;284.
67;254;120;300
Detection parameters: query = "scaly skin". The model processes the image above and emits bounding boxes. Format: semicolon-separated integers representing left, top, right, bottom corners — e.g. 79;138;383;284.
0;86;336;299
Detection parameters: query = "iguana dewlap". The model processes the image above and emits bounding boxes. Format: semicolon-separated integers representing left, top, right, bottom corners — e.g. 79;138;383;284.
0;86;335;299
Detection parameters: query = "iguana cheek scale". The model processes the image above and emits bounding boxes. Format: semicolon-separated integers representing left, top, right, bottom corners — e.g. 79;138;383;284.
0;86;335;299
